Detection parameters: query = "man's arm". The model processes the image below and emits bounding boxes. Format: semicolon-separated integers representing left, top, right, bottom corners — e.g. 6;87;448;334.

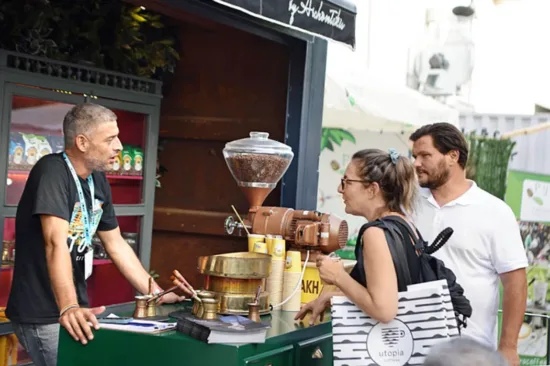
499;268;527;353
40;215;77;312
489;204;528;366
41;215;103;344
97;227;153;295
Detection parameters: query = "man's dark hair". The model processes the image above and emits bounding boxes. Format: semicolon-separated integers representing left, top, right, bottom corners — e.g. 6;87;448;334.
410;122;469;169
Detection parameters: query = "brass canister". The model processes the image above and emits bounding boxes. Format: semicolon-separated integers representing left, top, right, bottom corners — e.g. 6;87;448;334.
146;301;156;317
192;289;202;315
133;295;152;318
196;302;204;319
196;290;216;318
198;252;272;279
205;277;263;294
248;303;261;322
216;291;270;315
198;290;216;302
201;298;219;320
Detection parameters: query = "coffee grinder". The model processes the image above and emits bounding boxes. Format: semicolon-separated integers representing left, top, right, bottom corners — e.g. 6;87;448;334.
223;131;349;259
189;132;349;317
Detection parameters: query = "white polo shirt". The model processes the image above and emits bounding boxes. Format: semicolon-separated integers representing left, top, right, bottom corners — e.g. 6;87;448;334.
412;181;528;349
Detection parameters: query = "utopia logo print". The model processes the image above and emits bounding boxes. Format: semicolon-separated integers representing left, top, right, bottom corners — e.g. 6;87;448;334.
367;320;414;365
381;327;406;347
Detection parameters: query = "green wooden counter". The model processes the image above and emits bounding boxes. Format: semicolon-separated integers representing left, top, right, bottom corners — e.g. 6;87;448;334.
57;302;333;366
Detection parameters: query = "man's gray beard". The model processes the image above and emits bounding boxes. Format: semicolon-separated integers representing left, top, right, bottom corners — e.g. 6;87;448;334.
86;157;108;172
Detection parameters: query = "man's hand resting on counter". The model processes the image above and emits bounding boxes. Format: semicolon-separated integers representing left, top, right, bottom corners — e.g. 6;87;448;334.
59;306;105;345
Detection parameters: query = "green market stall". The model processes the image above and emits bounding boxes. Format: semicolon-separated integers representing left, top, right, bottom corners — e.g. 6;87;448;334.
502;170;550;365
57;302;333;366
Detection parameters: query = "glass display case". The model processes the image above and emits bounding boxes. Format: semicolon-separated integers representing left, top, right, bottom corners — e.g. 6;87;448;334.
0;50;162;344
1;90;153;310
6;95;147;206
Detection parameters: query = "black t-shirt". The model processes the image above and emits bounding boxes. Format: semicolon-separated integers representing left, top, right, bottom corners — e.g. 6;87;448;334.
6;153;118;324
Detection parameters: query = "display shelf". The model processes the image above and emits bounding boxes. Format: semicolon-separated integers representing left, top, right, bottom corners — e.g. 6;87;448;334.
93;259;112;266
0;257;133;308
1;260;112;271
4;95;148;206
8;170;143;180
0;54;161;340
1;213;141;308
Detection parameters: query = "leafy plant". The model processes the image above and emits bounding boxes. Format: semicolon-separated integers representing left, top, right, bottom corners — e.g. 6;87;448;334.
465;132;516;200
108;6;180;78
0;1;62;58
0;0;179;80
149;270;160;279
321;128;356;152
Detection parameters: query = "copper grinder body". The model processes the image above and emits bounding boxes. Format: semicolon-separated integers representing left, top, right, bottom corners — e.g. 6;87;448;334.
247;207;348;253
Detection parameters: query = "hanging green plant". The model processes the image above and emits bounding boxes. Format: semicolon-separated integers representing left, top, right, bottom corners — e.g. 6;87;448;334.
465;133;516;200
321;128;356;152
0;0;179;80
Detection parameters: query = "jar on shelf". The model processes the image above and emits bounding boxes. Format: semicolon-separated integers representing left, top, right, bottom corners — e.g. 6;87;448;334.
2;240;15;263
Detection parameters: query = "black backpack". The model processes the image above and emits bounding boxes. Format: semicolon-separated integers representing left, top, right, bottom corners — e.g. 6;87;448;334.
355;216;472;331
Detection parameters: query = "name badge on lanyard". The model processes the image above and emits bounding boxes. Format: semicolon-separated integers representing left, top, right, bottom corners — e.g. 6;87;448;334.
63;153;95;279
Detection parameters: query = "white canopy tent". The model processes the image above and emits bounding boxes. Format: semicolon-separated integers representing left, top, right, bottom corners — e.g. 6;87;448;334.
318;44;460;247
323;43;459;132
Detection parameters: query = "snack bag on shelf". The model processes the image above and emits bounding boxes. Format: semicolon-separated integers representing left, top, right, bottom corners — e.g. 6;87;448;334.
121;146;133;175
110;151;122;174
133;147;144;175
8;133;25;169
35;135;52;160
47;135;64;154
20;133;40;167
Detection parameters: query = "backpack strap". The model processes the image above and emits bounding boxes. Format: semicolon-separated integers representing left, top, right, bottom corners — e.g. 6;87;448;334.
380;217;422;287
381;215;427;253
380;220;412;292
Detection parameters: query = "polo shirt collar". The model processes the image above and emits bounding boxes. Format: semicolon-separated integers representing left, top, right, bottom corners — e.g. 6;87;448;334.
420;180;479;208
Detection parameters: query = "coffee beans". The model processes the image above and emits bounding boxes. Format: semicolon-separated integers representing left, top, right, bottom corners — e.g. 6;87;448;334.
226;154;290;183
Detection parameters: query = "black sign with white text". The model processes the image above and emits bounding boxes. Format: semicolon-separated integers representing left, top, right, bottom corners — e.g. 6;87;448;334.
213;0;356;47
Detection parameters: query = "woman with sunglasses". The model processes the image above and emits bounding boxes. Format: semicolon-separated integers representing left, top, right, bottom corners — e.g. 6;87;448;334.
295;148;419;325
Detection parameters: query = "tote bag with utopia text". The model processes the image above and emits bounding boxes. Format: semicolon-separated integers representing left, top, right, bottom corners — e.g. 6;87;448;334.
331;280;460;366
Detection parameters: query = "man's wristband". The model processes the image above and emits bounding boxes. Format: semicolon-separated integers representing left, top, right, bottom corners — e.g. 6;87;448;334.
59;304;79;317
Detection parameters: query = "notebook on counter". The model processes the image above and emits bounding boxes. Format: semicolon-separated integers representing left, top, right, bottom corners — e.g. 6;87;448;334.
173;312;270;344
98;314;176;334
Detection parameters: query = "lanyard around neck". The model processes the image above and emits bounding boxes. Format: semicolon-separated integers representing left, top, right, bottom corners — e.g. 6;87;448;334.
62;153;95;248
